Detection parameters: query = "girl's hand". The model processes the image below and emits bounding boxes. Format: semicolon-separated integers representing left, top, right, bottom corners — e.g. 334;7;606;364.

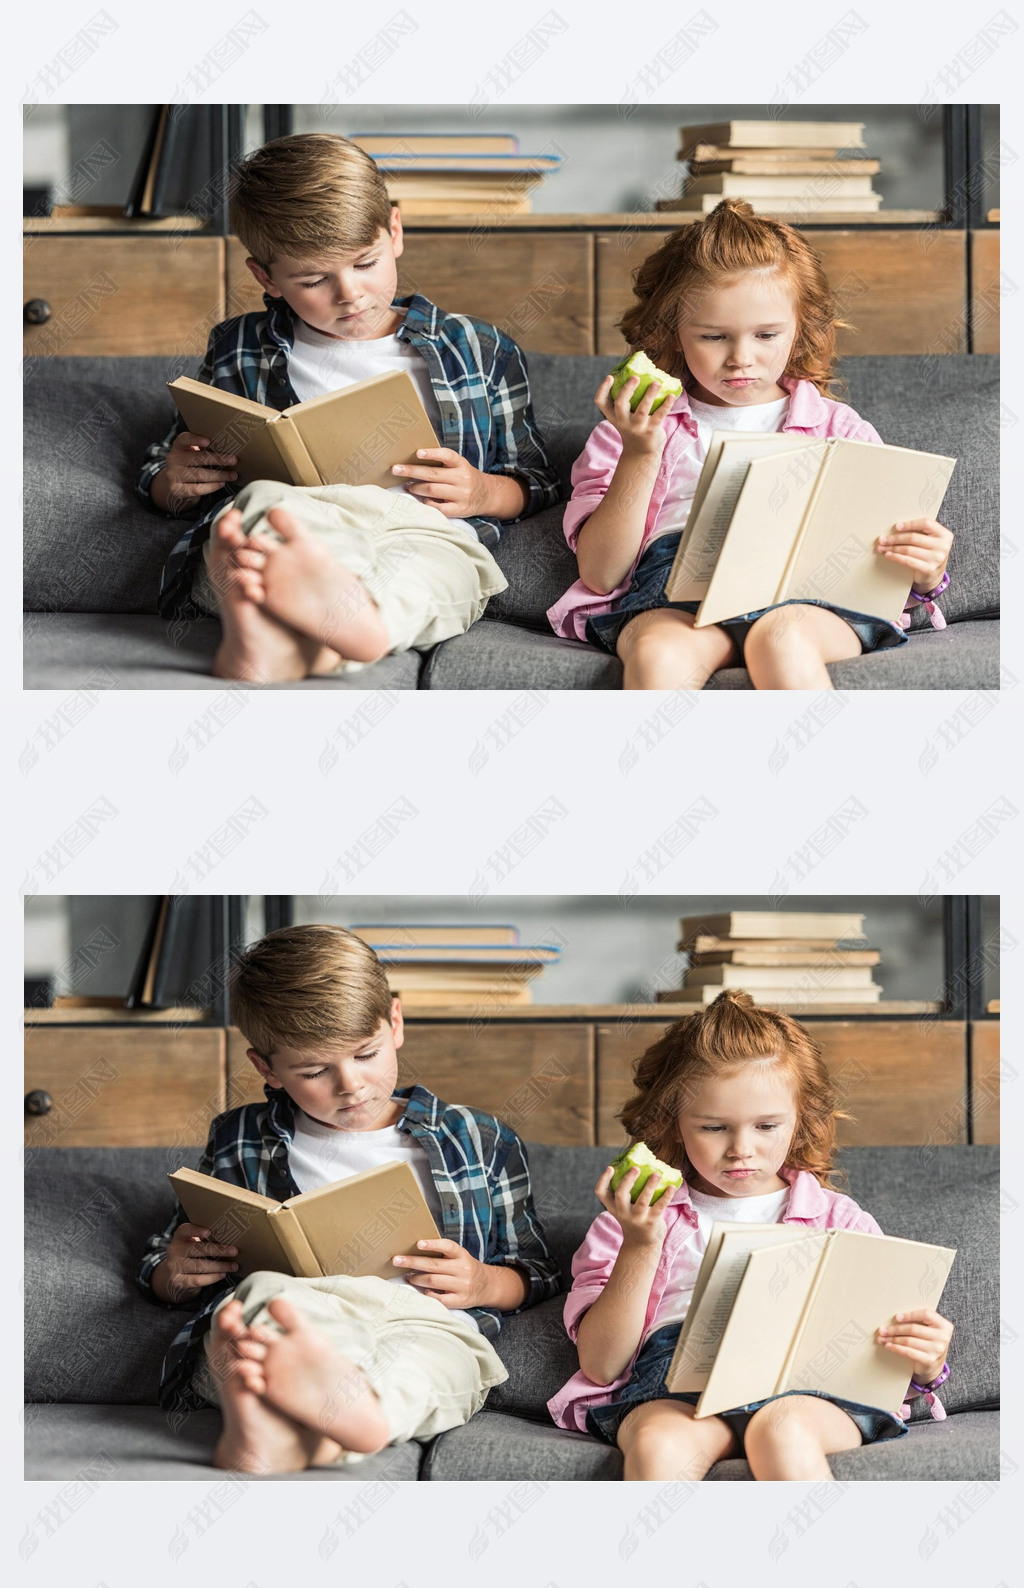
594;373;673;459
594;1163;670;1251
876;1308;953;1386
876;518;953;594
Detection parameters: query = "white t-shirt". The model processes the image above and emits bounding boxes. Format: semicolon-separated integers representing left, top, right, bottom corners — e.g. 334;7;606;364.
648;1182;791;1337
287;313;477;540
648;391;791;544
289;1108;479;1330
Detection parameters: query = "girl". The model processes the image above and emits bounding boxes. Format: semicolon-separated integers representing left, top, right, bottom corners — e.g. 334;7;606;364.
548;992;954;1480
547;200;954;689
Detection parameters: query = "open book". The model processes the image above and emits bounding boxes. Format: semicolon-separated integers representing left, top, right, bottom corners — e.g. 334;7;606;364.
167;370;439;492
169;1163;441;1283
664;433;956;628
665;1223;955;1418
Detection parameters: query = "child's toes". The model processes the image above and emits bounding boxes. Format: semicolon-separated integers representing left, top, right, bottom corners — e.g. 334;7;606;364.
233;545;267;571
216;510;246;548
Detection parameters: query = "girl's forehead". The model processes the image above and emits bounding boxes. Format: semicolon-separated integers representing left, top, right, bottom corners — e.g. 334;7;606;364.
683;1064;797;1110
681;272;796;316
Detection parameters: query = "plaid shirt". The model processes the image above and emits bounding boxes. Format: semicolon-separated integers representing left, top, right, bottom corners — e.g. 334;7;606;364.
137;1083;560;1412
137;292;560;617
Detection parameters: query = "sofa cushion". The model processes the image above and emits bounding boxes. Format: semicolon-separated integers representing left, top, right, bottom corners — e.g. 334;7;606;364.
422;614;999;691
421;1406;999;1481
23;356;194;614
25;1144;997;1422
25;353;998;626
22;613;425;690
24;1404;425;1480
520;1142;998;1421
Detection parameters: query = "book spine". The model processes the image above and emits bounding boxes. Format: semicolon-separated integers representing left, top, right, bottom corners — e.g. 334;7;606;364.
773;441;836;603
773;1233;835;1395
269;415;321;487
269;1206;323;1278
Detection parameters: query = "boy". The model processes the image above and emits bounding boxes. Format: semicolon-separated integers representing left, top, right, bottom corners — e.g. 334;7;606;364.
137;133;560;681
138;924;559;1473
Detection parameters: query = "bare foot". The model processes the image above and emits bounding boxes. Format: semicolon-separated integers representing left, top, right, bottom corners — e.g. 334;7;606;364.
208;510;342;682
209;1300;323;1474
256;1296;391;1454
257;508;391;664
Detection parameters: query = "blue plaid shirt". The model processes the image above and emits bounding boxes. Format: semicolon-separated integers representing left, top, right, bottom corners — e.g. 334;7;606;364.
137;292;560;617
137;1084;560;1412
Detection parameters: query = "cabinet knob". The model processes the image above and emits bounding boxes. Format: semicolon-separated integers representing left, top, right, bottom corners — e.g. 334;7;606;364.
24;298;52;325
25;1089;53;1116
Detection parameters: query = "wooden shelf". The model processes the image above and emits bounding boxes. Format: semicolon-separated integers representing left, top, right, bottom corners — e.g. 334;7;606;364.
25;1006;211;1025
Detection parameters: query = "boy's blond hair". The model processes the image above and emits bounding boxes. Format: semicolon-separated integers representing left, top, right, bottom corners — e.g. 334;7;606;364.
228;133;394;268
230;924;394;1058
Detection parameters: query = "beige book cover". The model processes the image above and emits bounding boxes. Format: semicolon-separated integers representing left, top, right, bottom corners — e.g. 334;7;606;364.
685;158;881;176
683;963;875;989
664;435;955;628
389;986;533;1007
167;370;438;493
688;947;881;966
679;934;853;954
351;925;521;947
679;912;866;943
168;1161;440;1283
664;985;881;1006
679;121;866;152
671;1228;956;1419
683;174;876;197
662;194;883;214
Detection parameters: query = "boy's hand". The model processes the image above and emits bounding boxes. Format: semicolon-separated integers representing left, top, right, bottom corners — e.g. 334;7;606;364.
876;1308;953;1386
594;1163;670;1252
392;1238;492;1308
876;518;953;594
391;449;526;519
593;372;672;460
151;432;239;514
154;1222;239;1303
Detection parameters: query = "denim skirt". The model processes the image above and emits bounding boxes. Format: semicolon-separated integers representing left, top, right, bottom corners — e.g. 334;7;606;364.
584;531;908;657
584;1322;909;1448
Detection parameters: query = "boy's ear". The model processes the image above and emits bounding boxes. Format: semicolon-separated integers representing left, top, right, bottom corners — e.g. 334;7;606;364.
245;256;281;297
388;205;404;261
246;1047;282;1086
389;996;405;1050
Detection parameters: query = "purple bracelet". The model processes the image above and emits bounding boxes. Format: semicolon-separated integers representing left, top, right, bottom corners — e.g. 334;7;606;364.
899;570;950;631
909;1361;951;1395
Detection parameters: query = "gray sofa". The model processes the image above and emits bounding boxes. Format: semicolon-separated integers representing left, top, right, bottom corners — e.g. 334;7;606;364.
26;1142;998;1479
25;353;998;689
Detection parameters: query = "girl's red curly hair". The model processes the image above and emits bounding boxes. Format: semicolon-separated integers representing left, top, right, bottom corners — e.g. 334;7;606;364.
618;989;851;1188
618;198;852;398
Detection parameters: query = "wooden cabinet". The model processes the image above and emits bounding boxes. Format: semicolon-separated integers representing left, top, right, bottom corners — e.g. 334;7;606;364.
23;235;224;357
27;223;995;359
27;1014;989;1149
595;229;969;357
971;230;1001;355
971;1020;1000;1144
24;1026;224;1148
224;1023;595;1145
595;1020;969;1147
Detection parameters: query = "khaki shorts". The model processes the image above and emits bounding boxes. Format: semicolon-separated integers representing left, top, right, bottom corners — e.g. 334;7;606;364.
191;478;508;661
192;1270;508;1463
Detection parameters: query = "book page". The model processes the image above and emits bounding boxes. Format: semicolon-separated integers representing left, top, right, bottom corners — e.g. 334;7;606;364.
166;378;292;490
665;434;815;601
695;445;824;627
696;1236;823;1417
785;440;956;622
288;370;439;491
665;1224;815;1391
784;1230;956;1414
285;1161;441;1282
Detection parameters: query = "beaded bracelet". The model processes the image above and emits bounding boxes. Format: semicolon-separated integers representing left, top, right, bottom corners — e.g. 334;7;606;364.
898;570;951;631
909;1361;951;1395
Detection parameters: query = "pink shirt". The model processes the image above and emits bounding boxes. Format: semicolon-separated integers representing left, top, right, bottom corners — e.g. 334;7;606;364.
546;376;883;642
546;1166;883;1433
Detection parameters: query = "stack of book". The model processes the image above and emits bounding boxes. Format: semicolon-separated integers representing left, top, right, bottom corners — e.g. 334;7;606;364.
657;120;882;218
350;133;562;216
659;911;882;1008
351;924;562;1008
